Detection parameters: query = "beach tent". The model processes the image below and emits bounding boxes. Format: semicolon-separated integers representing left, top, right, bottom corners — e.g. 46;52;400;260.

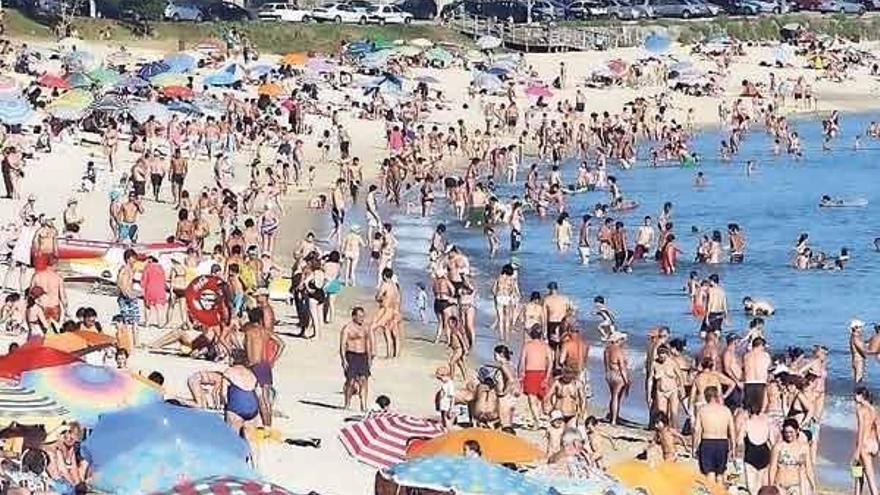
339;413;445;469
21;362;162;426
83;402;254;495
407;428;543;465
383;456;556;495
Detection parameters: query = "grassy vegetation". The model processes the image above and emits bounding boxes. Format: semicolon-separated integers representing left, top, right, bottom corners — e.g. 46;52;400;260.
2;8;469;53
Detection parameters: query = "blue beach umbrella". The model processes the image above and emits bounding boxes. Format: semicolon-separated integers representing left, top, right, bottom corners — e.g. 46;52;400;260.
386;456;557;495
165;99;200;115
473;71;503;92
0;98;33;125
163;53;196;73
82;402;254;495
138;61;171;80
114;75;149;91
66;72;93;89
130;101;171;124
643;31;671;54
347;41;373;55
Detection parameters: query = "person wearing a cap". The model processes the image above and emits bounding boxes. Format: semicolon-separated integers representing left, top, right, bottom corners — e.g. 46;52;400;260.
851;319;868;383
603;330;629;426
62;197;83;236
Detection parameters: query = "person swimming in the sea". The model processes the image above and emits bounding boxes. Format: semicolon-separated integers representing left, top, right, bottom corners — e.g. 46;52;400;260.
743;296;775;316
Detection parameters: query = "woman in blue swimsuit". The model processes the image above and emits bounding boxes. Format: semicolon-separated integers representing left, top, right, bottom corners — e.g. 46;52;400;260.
223;350;260;433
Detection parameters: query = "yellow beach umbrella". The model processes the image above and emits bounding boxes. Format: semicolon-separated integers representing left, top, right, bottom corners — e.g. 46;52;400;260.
257;82;283;97
609;460;726;495
281;52;308;66
150;72;189;88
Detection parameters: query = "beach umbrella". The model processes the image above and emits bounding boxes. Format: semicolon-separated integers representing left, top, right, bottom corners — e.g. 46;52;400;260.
87;94;130;114
338;413;445;469
346;41;372;56
165;100;200;115
51;89;94;109
280;51;308;66
47;105;85;121
527;463;633;495
21;362;162;426
82;402;253;495
609;460;726;495
396;45;423;57
248;64;275;78
138;61;171;80
372;36;395;50
0;345;80;379
192;96;226;117
472;72;503;92
150;72;189;88
415;75;440;84
162;85;194;99
425;47;453;64
63;50;98;72
486;66;509;77
407;428;543;464
38;73;70;89
526;84;553;98
130;101;171;124
477;35;502;50
163;52;196;73
0;98;33;125
87;67;120;86
257;82;282;97
151;476;295;495
66;72;93;89
204;63;245;87
385;456;554;495
643;31;671;54
0;76;19;98
465;49;485;62
306;57;335;74
410;38;433;48
43;331;115;355
0;384;70;430
606;58;629;77
114;75;149;91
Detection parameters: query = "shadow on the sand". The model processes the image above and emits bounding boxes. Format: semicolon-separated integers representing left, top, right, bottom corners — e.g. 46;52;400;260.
298;399;345;410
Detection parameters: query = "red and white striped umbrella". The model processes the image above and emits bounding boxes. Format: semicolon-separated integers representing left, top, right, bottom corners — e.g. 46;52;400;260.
338;413;445;469
150;476;294;495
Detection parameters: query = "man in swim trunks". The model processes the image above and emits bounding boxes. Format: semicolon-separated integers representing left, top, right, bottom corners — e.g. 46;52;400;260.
519;325;553;428
329;178;347;244
702;274;728;334
743;337;771;412
693;386;735;485
117;192;143;242
245;309;284;427
30;264;66;326
340;306;372;412
543;282;571;359
850;319;868;383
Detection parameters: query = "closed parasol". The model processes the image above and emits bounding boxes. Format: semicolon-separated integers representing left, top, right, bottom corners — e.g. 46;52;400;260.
339;413;445;469
407;427;543;464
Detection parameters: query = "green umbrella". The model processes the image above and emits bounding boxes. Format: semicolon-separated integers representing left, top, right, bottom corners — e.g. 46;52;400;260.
87;67;120;86
426;47;453;64
372;36;395;51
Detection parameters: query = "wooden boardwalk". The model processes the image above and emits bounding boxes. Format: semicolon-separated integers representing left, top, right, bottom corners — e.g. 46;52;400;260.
450;16;643;52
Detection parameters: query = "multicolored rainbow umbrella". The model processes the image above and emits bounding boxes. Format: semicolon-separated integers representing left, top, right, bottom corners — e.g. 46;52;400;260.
20;362;161;426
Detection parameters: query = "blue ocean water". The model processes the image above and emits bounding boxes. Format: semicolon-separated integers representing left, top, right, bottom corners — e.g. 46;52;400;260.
371;113;880;487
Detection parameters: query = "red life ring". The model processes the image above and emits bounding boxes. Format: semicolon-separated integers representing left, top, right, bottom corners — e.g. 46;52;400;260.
184;275;228;326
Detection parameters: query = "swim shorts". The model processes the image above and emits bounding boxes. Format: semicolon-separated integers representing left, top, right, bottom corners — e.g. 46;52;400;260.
698;438;729;475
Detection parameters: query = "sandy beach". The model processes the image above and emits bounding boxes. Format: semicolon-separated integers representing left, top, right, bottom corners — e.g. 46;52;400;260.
0;20;876;494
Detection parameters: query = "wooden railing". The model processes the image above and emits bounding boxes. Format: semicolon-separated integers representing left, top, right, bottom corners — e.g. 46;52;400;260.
449;15;643;51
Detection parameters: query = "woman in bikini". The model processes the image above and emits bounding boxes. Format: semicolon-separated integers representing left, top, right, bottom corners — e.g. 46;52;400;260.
854;386;880;495
769;418;815;495
493;345;519;428
491;264;519;343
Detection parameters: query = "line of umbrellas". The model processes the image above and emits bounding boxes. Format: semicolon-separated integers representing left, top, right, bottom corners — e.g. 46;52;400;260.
0;342;292;494
339;412;726;495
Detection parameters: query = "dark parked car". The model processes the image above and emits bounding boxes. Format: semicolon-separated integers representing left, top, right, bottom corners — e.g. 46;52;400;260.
202;1;255;21
396;0;438;19
440;0;550;21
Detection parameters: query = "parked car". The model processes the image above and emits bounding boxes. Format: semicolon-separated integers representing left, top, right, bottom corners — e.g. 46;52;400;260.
640;0;713;17
565;0;609;18
202;1;254;20
531;0;561;18
816;0;865;11
604;0;650;18
367;3;414;22
257;2;313;21
312;2;369;22
722;0;788;13
395;0;438;19
164;1;203;21
346;0;376;11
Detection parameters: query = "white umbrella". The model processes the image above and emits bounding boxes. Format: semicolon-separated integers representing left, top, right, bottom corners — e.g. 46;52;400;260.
130;101;170;124
410;38;434;48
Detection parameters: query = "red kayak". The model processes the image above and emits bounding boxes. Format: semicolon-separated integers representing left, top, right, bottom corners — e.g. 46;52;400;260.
57;238;188;260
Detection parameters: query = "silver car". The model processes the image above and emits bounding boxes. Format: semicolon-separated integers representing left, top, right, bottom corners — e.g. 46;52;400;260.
604;0;649;18
164;1;203;21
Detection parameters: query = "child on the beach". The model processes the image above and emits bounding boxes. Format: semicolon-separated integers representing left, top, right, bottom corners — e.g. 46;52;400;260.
593;296;616;340
545;410;566;456
307;166;316;189
434;366;455;428
415;283;428;324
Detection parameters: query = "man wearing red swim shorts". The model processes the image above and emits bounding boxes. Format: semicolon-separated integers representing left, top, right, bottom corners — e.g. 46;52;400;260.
30;264;66;327
519;325;553;429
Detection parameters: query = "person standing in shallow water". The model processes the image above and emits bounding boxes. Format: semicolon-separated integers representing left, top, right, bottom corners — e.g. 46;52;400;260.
603;331;629;426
